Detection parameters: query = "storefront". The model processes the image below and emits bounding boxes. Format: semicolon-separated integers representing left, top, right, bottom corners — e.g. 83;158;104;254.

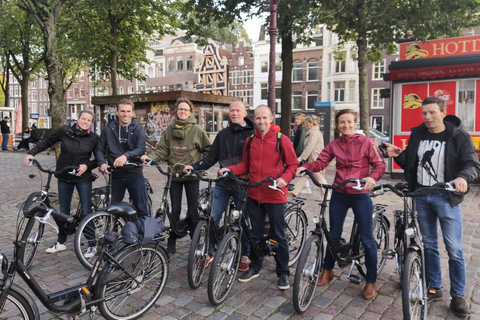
386;35;480;173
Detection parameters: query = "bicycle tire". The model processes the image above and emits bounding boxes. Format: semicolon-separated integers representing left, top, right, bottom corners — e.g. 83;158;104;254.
285;208;307;266
187;220;210;289
74;211;125;270
208;231;241;306
0;281;40;319
402;250;427;320
95;242;169;320
19;193;46;269
75;187;109;219
197;188;209;217
293;233;324;314
356;215;390;278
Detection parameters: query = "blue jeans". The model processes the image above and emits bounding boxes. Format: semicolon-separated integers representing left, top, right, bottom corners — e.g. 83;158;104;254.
247;198;289;277
324;191;377;283
416;189;465;298
2;133;8;150
208;186;250;256
57;180;92;244
112;174;149;218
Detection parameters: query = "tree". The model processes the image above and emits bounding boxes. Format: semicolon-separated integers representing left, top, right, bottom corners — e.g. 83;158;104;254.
317;0;480;134
61;0;179;95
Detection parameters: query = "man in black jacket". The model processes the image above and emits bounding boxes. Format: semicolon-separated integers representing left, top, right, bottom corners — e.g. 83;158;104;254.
1;116;10;151
184;99;255;270
96;99;149;218
384;96;480;318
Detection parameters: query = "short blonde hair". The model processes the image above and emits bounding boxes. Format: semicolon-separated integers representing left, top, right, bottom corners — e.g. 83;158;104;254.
306;115;320;126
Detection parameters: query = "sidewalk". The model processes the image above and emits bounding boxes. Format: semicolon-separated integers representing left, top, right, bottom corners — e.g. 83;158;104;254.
0;150;478;319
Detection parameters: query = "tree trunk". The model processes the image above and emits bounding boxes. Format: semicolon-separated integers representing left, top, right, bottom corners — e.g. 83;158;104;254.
20;76;29;131
280;33;293;137
109;10;118;95
356;0;370;136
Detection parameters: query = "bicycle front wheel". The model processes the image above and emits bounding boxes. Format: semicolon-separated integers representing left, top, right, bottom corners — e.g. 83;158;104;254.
402;250;427;320
19;193;46;269
0;281;40;319
74;211;125;270
187;220;210;289
208;231;241;306
285;208;307;266
95;243;169;320
293;233;324;314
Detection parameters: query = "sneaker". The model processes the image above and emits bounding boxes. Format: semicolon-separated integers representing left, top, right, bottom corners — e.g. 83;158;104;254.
238;269;259;282
238;255;251;272
45;242;66;253
84;246;97;259
450;297;470;318
205;254;214;267
427;287;443;302
278;274;289;290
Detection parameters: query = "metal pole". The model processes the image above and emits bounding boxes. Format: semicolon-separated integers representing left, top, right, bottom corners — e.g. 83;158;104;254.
268;0;278;121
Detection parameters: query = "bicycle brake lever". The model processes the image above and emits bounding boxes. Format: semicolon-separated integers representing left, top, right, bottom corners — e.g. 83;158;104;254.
68;169;77;175
268;180;285;195
352;179;364;190
445;182;456;192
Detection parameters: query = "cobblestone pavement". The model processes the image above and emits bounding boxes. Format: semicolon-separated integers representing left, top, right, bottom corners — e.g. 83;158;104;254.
1;150;479;319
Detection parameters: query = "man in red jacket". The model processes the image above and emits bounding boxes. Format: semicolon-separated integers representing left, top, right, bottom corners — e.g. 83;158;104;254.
219;105;298;290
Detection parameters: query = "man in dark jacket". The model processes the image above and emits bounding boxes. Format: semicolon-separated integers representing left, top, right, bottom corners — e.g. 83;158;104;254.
1;116;10;151
184;99;255;270
384;96;480;318
96;99;149;217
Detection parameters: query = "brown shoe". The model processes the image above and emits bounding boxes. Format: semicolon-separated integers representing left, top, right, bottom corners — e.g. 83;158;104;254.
317;269;334;286
362;282;376;300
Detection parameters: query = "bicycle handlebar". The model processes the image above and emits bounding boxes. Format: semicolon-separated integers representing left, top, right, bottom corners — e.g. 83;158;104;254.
25;206;74;223
223;170;283;193
371;181;456;198
301;169;365;190
29;159;78;176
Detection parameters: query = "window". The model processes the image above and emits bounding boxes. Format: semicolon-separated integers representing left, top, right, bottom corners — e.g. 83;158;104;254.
260;82;282;100
243;90;253;106
335;58;346;73
243;70;251;85
177;56;184;71
186;55;193;71
327;82;331;101
80;87;85;98
292;91;302;110
348;81;355;102
371;88;384;109
148;66;154;78
458;80;475;131
307;90;318;110
238;56;244;66
371;116;384;132
292;62;303;82
373;60;385;80
156;64;163;77
334;82;345;102
167;57;174;72
232;71;240;86
31;102;37;114
32;91;37;101
308;61;319;80
14;86;18;96
128;86;134;94
119;87;124;95
260;55;268;73
32;81;37;89
90;89;95;96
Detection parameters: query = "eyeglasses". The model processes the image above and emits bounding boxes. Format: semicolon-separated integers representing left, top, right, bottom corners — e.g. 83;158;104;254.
177;108;191;113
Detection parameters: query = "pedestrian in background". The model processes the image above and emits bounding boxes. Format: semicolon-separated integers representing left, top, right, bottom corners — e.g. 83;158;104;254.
1;116;10;151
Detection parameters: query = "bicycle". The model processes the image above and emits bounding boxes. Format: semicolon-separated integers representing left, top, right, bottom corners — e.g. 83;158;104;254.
0;201;169;320
371;181;456;320
74;161;154;270
20;159;79;269
292;171;390;314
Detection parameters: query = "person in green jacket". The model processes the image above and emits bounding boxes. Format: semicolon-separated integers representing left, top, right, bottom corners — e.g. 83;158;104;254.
142;97;211;254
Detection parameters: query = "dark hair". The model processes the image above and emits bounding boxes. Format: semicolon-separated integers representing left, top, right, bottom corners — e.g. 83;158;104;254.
79;110;95;120
335;109;357;126
422;96;446;112
174;97;194;113
117;99;135;110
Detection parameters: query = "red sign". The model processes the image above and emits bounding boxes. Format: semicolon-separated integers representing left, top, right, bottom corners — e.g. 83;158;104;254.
392;135;411;170
389;62;480;81
401;83;428;132
428;81;457;115
399;35;480;60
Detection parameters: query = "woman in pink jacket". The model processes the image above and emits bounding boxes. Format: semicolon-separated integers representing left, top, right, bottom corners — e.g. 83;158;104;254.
295;109;385;300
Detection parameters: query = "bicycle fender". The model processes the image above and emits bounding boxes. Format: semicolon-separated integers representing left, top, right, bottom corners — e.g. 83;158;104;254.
0;280;40;317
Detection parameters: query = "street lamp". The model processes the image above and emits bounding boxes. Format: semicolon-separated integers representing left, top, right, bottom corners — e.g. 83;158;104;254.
267;0;278;120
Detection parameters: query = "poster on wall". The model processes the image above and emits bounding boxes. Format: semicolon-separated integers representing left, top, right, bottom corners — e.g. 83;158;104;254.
428;81;457;116
401;83;428;132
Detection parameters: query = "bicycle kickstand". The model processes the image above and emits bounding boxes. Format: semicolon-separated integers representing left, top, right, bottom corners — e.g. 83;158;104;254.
347;260;361;285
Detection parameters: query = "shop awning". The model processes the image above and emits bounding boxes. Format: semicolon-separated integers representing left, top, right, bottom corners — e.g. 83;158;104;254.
386;54;480;81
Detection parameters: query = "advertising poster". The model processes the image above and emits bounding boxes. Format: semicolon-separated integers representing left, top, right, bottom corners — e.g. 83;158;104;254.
392;135;411;170
401;83;428;132
428;81;457;116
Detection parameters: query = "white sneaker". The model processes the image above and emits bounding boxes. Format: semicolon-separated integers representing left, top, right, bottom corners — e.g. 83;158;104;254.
299;187;312;194
84;246;97;259
45;242;66;254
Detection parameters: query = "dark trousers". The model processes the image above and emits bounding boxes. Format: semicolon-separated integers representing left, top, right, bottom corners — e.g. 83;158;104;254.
112;174;149;218
169;179;200;241
247;198;289;277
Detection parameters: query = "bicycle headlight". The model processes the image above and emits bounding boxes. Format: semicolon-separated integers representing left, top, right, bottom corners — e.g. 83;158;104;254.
232;210;240;220
405;227;416;238
0;253;8;276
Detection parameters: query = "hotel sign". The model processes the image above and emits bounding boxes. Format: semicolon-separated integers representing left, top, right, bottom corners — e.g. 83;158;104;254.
399;35;480;60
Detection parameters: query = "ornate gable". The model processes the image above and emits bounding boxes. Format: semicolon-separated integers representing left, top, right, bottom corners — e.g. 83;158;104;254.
197;41;228;96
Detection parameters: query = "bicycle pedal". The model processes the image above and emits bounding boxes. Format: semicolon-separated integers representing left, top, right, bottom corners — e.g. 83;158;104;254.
348;274;361;285
382;249;395;259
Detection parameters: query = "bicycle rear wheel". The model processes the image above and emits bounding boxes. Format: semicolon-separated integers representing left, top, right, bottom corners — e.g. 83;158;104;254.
187;220;210;289
74;211;125;270
0;281;40;319
285;208;307;266
95;243;169;320
293;233;324;314
402;250;427;320
208;231;241;306
356;214;389;278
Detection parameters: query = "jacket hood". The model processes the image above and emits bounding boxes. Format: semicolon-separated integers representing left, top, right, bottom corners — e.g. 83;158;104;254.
229;117;255;132
172;115;197;126
445;115;461;127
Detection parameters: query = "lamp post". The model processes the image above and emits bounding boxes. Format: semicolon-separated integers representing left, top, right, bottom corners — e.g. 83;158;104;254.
268;0;278;120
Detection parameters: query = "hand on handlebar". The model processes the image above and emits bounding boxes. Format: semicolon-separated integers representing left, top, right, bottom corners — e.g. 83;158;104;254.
218;168;230;175
140;154;149;163
450;177;467;193
295;167;306;177
363;177;376;191
183;165;194;173
75;164;88;177
113;155;128;167
100;163;111;174
24;154;34;167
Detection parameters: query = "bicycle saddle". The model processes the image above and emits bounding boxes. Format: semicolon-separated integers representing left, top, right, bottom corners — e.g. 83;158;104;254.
105;202;137;221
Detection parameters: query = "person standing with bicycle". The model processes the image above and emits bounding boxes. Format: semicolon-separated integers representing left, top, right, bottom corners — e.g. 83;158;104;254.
143;97;211;255
384;96;480;318
96;99;149;219
183;99;255;270
295;109;385;300
219;105;298;290
23;110;99;255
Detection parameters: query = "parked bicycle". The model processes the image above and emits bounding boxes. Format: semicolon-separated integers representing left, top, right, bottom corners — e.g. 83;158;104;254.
292;171;390;314
371;181;456;320
0;200;168;319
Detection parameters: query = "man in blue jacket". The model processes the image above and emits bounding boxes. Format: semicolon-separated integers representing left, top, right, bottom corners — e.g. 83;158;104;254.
96;99;149;218
385;96;480;318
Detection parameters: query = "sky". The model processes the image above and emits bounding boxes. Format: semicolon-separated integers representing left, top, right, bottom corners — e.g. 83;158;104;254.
244;15;264;43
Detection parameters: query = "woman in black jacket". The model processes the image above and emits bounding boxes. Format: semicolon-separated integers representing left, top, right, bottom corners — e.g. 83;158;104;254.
24;110;99;256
